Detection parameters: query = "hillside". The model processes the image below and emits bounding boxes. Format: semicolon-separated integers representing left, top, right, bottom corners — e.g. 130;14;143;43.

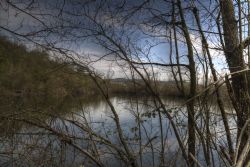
0;38;99;110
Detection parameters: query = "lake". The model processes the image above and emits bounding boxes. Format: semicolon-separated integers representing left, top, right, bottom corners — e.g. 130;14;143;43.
0;96;237;167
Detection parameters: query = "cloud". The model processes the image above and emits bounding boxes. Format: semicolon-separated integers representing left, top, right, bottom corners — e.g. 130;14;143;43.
0;0;228;81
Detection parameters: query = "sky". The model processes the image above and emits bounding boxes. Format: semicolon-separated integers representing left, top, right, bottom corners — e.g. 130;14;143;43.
0;0;235;81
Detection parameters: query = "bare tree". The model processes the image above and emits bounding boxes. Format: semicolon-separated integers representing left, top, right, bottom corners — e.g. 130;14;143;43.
1;0;250;166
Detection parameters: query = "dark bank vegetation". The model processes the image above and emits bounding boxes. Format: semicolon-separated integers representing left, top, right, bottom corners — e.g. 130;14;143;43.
0;37;99;105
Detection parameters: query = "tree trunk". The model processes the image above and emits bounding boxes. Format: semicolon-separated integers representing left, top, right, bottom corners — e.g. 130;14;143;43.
176;0;197;166
220;0;250;163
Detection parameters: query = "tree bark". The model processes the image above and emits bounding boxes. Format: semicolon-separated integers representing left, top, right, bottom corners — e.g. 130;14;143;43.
176;0;197;166
220;0;250;163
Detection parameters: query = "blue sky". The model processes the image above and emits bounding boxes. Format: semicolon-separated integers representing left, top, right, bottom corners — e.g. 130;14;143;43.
0;0;231;80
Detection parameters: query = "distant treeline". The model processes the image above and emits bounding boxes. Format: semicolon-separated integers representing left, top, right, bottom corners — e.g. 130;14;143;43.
109;79;187;97
108;78;231;104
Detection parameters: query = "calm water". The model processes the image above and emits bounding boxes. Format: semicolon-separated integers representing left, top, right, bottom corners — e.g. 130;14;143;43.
0;96;237;167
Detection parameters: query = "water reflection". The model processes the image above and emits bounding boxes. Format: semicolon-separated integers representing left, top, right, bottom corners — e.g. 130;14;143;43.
0;96;236;167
